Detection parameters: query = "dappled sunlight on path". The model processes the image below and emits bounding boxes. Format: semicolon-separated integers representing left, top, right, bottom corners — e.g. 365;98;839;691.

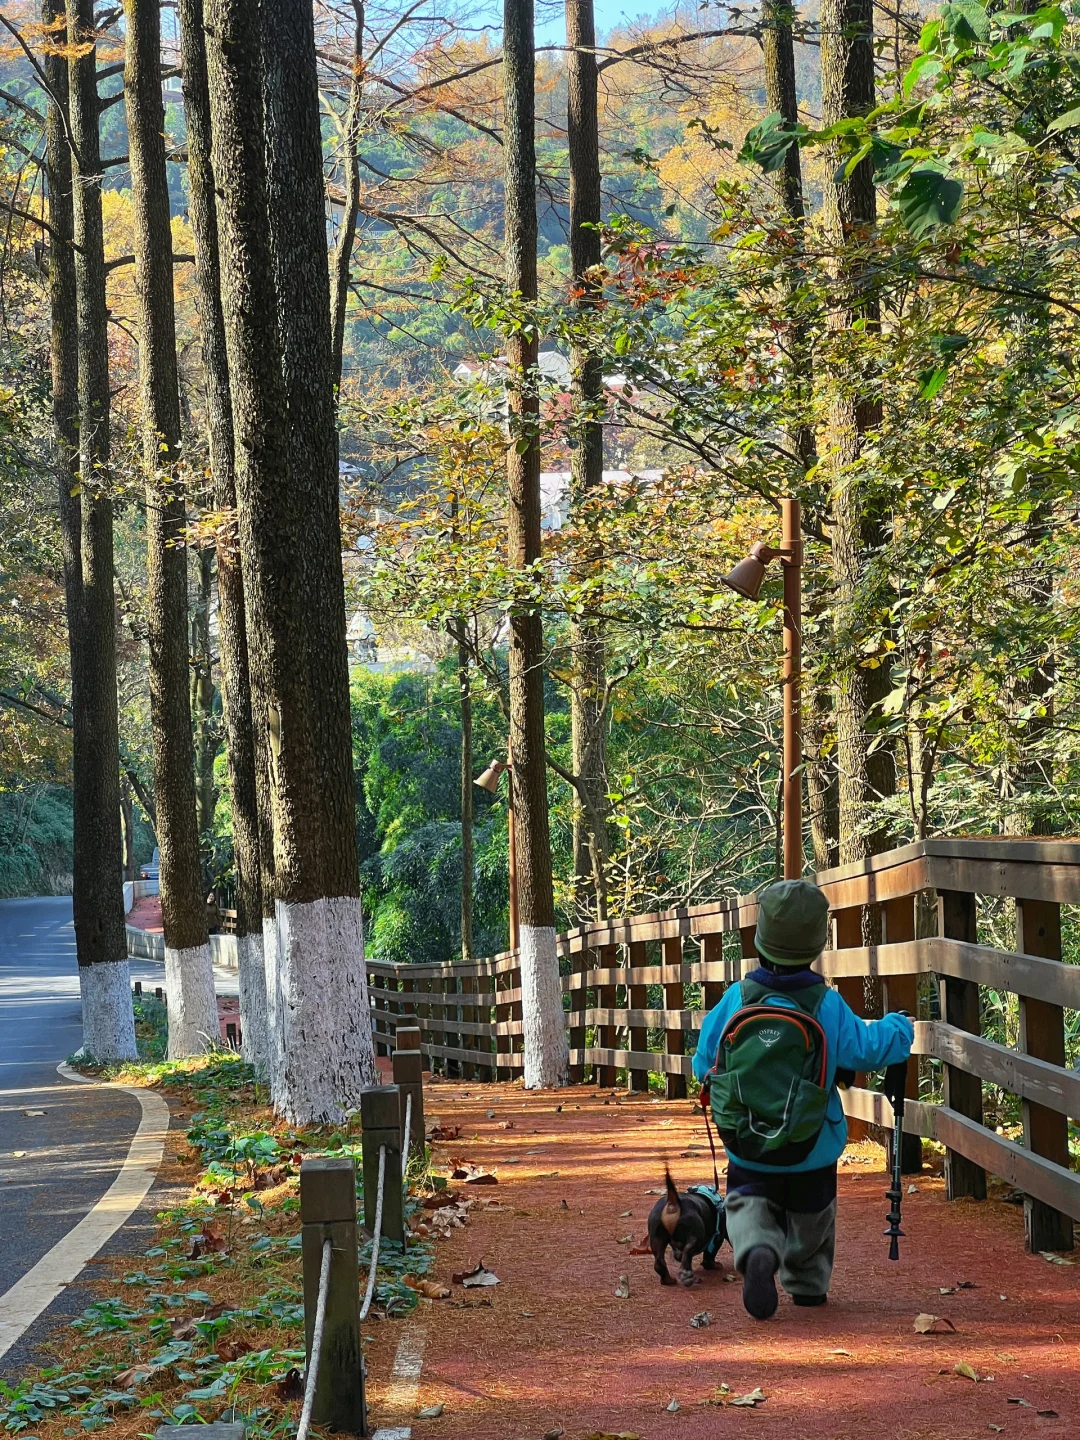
365;1082;1080;1440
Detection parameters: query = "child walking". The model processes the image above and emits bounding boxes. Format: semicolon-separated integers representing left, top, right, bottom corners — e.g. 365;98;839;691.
694;878;914;1319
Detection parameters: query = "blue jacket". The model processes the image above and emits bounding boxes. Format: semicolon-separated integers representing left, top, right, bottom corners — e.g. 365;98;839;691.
692;967;915;1173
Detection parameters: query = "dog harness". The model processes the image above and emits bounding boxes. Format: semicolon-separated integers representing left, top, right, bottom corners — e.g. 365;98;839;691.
686;1184;726;1261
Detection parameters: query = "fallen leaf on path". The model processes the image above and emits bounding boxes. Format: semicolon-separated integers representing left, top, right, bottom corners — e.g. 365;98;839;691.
452;1261;499;1288
617;1234;632;1244
422;1189;462;1210
953;1361;979;1382
405;1275;451;1300
543;1430;565;1439
1040;1251;1076;1265
1038;1410;1060;1419
1008;1397;1034;1407
829;1348;852;1356
582;1432;640;1440
499;1121;515;1129
907;1184;919;1194
956;1280;976;1289
614;1274;630;1298
914;1313;957;1334
666;1398;681;1412
200;1224;228;1254
689;1311;712;1329
11;1151;26;1158
629;1242;652;1256
170;1316;197;1340
417;1403;444;1418
486;1109;496;1118
215;1189;233;1206
988;1426;1004;1433
23;1109;45;1117
427;1124;461;1141
619;1210;632;1217
466;1171;498;1185
728;1388;767;1407
276;1369;304;1401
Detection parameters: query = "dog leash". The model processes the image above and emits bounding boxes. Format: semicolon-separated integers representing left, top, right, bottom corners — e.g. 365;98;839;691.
701;1095;721;1193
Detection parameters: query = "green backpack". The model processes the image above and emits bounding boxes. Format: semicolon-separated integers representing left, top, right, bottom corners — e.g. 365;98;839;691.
707;979;830;1166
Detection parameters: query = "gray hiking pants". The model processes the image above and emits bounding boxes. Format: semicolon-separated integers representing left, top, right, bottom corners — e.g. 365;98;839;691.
725;1192;837;1297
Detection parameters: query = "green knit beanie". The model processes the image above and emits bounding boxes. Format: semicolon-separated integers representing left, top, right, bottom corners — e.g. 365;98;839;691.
754;878;830;966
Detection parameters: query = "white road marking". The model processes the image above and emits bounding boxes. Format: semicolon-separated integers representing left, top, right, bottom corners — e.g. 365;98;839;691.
0;1064;168;1360
371;1324;428;1440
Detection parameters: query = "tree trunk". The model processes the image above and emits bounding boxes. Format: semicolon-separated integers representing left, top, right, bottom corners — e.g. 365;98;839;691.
504;0;569;1088
65;0;136;1061
178;0;268;1071
121;780;136;882
566;0;609;924
456;621;474;961
330;0;363;390
125;0;217;1057
190;544;216;839
206;0;376;1121
820;0;894;868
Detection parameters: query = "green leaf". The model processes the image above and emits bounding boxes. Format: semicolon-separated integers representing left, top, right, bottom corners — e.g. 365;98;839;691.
941;0;991;43
903;53;943;99
738;112;808;173
896;167;963;236
919;367;949;399
1047;105;1080;133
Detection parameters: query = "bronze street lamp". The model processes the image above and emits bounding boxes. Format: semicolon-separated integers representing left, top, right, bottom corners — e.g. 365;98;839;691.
722;497;804;880
474;757;519;952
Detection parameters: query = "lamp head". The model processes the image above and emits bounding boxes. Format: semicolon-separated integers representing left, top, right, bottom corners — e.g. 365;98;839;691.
721;541;773;601
474;759;508;793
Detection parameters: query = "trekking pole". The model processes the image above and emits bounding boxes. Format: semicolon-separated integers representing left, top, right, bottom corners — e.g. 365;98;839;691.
883;1060;908;1261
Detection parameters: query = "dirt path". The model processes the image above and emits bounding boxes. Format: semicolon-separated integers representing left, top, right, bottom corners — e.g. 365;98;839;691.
364;1080;1080;1440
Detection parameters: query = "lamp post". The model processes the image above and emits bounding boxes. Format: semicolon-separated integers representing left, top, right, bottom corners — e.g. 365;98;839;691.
722;497;803;880
474;757;519;952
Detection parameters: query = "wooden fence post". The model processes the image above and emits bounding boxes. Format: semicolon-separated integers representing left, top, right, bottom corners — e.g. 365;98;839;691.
663;935;687;1100
461;973;477;1079
393;1025;425;1161
360;1086;404;1245
568;946;588;1083
1016;897;1074;1252
628;938;650;1093
299;1156;367;1435
882;895;924;1174
938;889;986;1201
596;944;618;1088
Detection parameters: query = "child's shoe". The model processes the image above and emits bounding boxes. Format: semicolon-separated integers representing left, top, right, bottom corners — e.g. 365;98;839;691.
742;1246;779;1319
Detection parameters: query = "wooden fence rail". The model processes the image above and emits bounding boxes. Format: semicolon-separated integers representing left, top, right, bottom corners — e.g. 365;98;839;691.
367;837;1080;1252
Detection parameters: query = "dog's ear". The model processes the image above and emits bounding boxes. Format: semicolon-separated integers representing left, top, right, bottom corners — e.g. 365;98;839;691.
662;1165;681;1234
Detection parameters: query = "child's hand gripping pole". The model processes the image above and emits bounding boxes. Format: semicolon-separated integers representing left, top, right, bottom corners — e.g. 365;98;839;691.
883;1059;908;1261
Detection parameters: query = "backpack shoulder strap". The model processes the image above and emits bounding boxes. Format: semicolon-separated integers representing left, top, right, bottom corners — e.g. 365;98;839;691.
734;975;828;1016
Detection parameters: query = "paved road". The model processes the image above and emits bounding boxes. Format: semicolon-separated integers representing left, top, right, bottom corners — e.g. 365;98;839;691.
0;898;145;1309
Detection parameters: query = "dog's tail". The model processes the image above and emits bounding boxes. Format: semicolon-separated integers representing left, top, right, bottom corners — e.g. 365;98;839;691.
662;1164;681;1235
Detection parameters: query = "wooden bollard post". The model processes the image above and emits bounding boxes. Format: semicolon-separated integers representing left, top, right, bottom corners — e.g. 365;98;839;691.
299;1157;366;1436
360;1085;404;1246
393;1025;425;1160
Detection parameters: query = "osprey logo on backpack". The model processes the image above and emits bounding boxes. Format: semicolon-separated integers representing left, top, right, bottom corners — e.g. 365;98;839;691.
706;980;831;1166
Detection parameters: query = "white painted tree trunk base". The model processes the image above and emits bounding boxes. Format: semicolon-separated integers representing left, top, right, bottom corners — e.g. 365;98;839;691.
237;930;268;1073
164;943;219;1058
263;914;285;1111
273;895;377;1124
79;961;138;1062
519;924;569;1088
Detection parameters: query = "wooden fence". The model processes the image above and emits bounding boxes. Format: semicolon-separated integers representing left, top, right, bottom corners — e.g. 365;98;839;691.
368;836;1080;1250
